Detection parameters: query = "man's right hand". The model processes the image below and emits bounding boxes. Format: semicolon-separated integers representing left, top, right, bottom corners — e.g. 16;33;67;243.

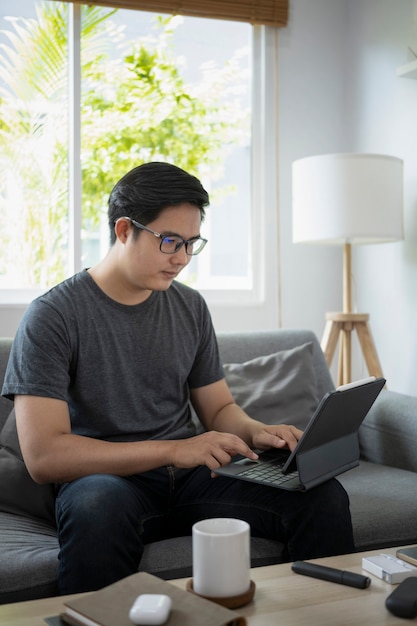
170;431;258;472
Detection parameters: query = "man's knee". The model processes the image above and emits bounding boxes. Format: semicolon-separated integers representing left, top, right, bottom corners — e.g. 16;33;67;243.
315;478;351;513
56;474;136;528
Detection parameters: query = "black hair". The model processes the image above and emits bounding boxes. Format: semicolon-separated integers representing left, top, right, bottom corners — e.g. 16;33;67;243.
108;162;209;245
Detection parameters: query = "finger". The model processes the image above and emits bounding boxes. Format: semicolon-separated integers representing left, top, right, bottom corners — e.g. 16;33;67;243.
270;431;297;451
271;437;287;448
210;447;252;470
214;433;259;461
206;445;257;473
289;426;303;440
286;427;303;450
256;430;296;452
281;433;300;452
210;449;233;469
225;446;259;461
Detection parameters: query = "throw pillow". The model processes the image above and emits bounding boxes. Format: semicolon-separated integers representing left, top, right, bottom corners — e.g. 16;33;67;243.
223;342;319;430
0;408;56;525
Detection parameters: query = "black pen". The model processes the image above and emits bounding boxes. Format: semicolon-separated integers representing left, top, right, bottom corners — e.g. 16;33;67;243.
291;560;371;589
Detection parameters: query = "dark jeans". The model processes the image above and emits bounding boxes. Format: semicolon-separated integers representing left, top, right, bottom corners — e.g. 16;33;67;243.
55;466;354;594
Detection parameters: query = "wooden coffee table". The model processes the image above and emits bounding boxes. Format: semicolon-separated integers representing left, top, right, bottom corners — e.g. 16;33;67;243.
0;548;410;625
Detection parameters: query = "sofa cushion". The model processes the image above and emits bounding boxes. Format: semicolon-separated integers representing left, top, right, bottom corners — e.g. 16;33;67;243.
359;390;417;472
0;409;56;524
0;512;285;604
223;342;319;430
139;535;285;581
338;461;417;551
0;512;59;603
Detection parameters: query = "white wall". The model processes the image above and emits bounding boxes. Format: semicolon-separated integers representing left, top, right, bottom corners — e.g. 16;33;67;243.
278;0;348;335
278;0;417;396
1;0;416;396
346;0;417;396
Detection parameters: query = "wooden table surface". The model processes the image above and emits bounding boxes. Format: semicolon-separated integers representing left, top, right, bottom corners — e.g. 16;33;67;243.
0;547;412;625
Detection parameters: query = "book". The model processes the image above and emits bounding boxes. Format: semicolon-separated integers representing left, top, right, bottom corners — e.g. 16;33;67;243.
396;546;417;568
45;572;246;626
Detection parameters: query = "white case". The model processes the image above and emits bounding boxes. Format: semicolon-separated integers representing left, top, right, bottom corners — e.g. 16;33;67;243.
362;554;417;584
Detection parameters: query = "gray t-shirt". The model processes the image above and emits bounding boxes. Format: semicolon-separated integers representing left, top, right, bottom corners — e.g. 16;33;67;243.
2;270;224;442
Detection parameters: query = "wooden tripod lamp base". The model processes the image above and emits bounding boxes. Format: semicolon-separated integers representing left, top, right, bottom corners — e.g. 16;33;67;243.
292;154;402;386
321;312;384;387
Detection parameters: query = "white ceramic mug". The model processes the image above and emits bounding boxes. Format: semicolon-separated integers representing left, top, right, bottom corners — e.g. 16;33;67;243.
192;517;251;598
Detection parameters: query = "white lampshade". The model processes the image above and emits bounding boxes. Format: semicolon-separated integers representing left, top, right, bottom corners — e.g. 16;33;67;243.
292;153;404;245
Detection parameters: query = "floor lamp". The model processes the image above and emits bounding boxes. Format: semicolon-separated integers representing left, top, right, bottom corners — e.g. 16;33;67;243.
292;153;403;386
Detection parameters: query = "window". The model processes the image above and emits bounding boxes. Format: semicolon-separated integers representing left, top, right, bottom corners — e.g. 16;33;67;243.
0;1;278;307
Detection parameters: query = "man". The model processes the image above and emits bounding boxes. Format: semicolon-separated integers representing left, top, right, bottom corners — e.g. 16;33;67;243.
2;162;354;594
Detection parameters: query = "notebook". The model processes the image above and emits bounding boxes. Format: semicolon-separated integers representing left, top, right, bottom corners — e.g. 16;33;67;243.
215;376;386;491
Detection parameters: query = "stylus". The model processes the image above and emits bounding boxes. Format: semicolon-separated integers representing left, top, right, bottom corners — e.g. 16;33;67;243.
291;561;371;589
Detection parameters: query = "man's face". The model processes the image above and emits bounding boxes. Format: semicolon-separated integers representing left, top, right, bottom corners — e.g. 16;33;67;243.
117;203;202;294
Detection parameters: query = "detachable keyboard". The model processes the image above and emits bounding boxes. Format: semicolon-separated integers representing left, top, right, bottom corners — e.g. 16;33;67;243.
236;462;299;487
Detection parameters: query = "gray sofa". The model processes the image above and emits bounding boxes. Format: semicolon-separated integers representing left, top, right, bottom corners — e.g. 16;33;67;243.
1;329;417;604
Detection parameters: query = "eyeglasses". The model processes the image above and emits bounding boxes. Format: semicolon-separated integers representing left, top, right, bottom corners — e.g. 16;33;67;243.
117;217;208;256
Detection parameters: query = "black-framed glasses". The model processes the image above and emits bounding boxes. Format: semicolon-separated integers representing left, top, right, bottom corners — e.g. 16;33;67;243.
117;216;208;256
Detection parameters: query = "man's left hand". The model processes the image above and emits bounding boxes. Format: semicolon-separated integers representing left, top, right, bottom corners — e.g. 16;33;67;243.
252;424;303;452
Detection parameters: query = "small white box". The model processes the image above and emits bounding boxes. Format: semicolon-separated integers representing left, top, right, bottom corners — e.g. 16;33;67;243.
362;553;417;584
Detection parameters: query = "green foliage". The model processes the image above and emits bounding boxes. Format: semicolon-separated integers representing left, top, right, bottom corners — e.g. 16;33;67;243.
0;3;249;288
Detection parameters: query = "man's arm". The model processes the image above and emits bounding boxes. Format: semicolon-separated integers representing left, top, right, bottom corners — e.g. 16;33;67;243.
15;394;259;484
190;378;302;452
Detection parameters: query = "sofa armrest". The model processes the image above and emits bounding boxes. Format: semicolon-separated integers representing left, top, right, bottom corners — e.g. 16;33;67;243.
359;389;417;472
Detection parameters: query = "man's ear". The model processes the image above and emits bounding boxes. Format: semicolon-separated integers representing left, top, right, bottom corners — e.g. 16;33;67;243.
114;217;131;243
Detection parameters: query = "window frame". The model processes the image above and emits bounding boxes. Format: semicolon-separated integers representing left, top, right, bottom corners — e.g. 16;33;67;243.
62;0;288;27
0;4;279;308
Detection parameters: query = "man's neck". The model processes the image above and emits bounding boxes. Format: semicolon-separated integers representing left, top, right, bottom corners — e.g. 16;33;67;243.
88;258;153;306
